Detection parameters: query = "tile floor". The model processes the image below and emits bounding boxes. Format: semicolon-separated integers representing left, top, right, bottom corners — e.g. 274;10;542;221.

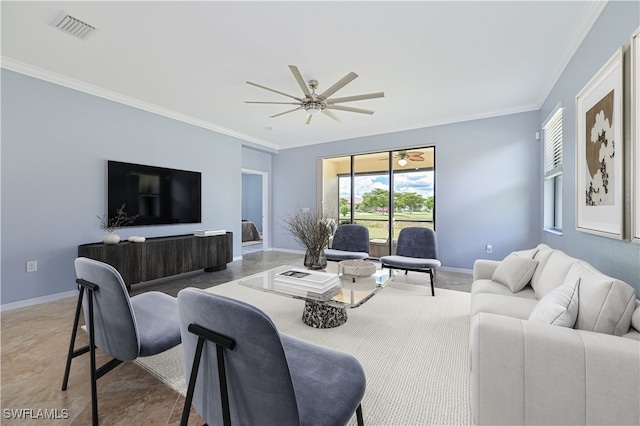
1;250;471;425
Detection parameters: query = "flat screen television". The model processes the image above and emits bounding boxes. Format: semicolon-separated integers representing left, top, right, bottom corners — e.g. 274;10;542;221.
107;161;202;226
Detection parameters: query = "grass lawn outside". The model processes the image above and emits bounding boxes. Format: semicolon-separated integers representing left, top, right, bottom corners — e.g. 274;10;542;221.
336;212;433;239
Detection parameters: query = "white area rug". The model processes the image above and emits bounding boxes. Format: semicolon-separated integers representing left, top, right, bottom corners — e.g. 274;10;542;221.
136;279;472;425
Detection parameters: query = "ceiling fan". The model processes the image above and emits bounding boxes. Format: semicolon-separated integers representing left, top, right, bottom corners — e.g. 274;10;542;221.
396;151;425;166
379;150;425;166
245;65;384;125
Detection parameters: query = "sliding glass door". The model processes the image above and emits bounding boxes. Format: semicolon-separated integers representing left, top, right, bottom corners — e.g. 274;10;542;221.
322;147;435;258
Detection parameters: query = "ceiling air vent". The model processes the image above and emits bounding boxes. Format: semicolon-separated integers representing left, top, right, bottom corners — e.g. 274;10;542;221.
51;12;99;41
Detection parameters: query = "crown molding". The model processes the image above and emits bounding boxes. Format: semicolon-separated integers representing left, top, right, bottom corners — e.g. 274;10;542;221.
535;0;609;108
1;57;280;152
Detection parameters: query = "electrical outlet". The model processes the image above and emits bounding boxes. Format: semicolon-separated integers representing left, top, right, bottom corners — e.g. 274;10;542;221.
302;207;310;213
485;244;493;254
26;261;38;272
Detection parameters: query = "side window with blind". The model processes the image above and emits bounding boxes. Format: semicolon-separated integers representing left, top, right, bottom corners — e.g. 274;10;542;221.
543;105;563;233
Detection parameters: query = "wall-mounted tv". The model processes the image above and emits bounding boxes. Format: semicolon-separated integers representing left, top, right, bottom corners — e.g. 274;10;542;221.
107;161;202;226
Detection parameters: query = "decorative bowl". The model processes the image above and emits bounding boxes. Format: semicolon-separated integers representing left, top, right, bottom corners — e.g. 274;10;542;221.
339;260;377;277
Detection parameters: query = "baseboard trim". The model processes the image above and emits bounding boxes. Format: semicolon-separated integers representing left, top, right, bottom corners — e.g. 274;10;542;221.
269;248;305;255
439;266;473;274
1;290;78;312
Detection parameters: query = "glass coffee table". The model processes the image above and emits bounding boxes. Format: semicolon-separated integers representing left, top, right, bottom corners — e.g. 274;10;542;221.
239;261;394;328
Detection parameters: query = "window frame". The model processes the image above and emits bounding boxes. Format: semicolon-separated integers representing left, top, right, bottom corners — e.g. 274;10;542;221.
542;103;563;234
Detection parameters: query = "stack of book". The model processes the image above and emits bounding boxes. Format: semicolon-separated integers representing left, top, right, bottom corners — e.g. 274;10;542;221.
274;268;340;293
194;229;226;237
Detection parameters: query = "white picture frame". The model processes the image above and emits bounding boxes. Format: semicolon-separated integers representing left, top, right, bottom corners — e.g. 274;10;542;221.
575;47;624;239
632;28;640;242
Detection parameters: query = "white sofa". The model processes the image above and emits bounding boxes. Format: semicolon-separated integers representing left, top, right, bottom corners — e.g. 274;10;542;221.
470;244;640;425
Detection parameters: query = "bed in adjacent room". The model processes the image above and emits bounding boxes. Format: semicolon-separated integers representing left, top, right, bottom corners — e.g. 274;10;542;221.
241;220;262;242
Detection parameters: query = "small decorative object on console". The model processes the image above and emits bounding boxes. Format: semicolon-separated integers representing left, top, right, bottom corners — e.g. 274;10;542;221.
97;203;138;245
194;229;226;237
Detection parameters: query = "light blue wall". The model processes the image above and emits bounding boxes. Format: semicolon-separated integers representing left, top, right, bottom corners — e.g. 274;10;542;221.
242;146;273;172
1;70;243;305
539;0;640;292
272;111;542;270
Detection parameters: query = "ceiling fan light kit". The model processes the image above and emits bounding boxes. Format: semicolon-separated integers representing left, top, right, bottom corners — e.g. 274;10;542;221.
380;150;426;166
246;65;384;124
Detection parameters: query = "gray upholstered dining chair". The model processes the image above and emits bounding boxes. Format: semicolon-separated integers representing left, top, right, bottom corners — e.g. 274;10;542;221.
380;227;441;296
62;257;182;426
177;287;367;426
325;224;370;261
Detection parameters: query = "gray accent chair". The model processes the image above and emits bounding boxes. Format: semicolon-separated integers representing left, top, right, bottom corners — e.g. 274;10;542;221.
380;227;441;296
62;257;182;426
177;287;366;426
325;224;370;261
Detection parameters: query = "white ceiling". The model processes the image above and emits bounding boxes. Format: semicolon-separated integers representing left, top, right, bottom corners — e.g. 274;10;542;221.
1;1;606;151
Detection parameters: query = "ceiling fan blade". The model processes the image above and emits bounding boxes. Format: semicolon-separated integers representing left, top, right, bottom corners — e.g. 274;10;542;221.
289;65;312;99
326;104;375;115
270;107;302;118
327;92;385;104
305;114;313;125
246;81;303;101
321;109;342;122
318;72;358;100
245;101;300;105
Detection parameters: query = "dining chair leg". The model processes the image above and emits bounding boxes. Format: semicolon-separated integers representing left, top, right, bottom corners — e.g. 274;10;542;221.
429;269;435;296
180;335;205;426
86;289;99;426
62;286;86;391
61;280;102;425
356;403;364;426
182;323;236;426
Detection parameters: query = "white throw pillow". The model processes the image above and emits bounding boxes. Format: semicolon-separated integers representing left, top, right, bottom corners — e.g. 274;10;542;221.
492;252;538;292
632;300;640;332
514;247;538;259
529;278;580;328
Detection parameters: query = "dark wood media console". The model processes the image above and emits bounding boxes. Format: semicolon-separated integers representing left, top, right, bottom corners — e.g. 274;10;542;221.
78;233;233;288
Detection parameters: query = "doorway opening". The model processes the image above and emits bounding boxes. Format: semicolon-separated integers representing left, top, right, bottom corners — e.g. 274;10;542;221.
241;169;269;255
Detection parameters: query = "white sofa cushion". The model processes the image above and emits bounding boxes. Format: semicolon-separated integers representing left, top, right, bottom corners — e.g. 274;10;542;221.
531;249;576;299
470;293;538;320
529;278;580;327
574;270;637;336
530;245;555;292
514;247;539;259
492;252;538;292
624;330;640;341
471;279;536;299
632;300;640;332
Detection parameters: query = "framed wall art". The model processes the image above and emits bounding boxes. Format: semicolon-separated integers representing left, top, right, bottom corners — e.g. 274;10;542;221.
575;47;624;239
632;27;640;242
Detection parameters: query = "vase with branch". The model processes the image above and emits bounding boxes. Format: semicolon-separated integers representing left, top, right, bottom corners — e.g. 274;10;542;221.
97;204;138;245
282;208;334;270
